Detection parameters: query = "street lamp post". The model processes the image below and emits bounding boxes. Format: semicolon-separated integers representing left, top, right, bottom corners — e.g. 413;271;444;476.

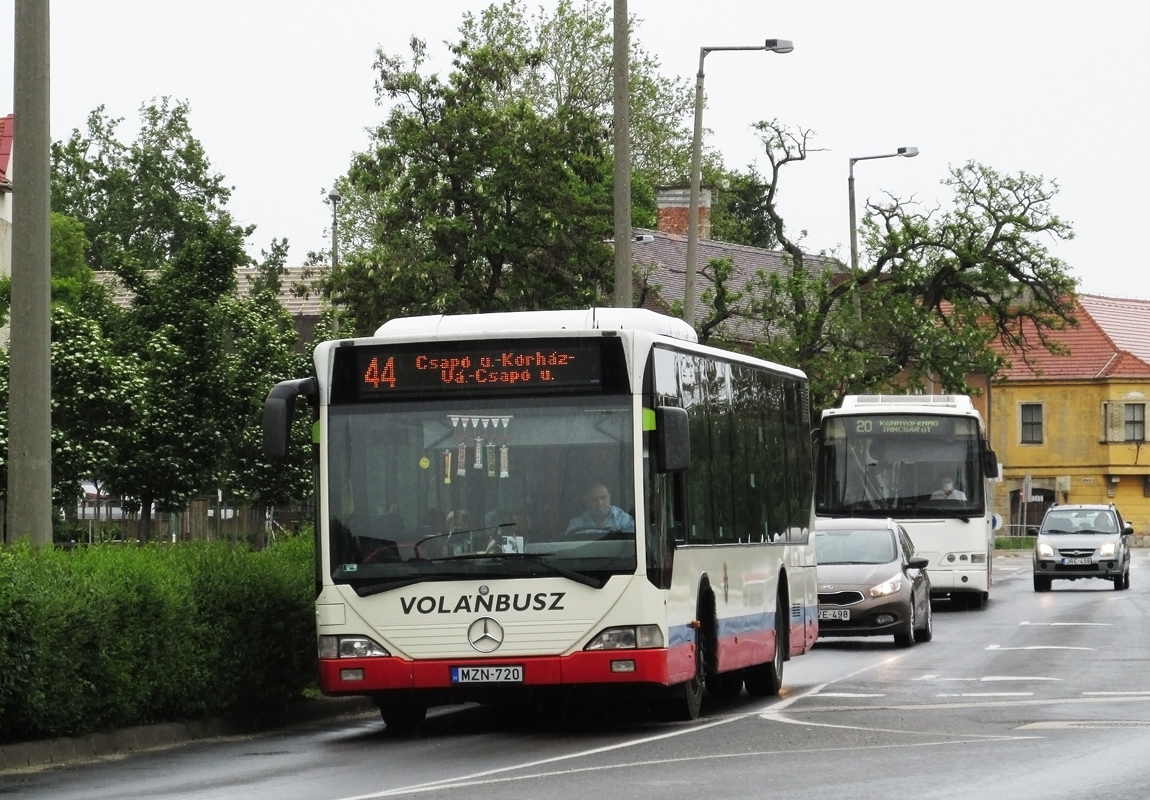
328;188;342;271
848;146;918;271
328;188;342;334
684;38;793;327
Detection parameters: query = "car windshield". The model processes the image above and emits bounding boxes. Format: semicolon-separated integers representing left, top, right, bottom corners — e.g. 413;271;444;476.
815;528;897;565
326;395;637;593
1042;510;1118;534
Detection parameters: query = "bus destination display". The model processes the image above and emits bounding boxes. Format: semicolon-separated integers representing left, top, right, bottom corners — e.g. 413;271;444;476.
354;342;604;396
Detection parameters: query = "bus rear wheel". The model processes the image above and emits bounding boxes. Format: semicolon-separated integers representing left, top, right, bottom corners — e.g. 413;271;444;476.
745;593;786;697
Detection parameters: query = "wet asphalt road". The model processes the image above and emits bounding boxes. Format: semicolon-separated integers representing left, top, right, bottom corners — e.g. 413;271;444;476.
3;550;1150;799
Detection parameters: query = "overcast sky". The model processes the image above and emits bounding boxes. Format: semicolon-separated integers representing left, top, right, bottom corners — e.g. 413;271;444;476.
1;1;1147;299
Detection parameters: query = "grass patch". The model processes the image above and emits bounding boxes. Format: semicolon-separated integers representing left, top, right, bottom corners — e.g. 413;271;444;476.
995;536;1035;551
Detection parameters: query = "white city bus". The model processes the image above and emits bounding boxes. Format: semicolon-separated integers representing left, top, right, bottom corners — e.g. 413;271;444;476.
264;308;818;727
815;395;1000;609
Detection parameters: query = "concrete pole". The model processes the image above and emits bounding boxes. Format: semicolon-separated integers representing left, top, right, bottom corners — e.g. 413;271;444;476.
7;0;53;546
611;0;632;308
683;48;706;327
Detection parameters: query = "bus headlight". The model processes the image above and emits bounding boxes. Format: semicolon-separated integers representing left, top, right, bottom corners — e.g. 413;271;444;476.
585;625;664;650
869;576;902;597
318;635;391;659
1037;543;1055;558
971;552;987;564
1100;542;1116;557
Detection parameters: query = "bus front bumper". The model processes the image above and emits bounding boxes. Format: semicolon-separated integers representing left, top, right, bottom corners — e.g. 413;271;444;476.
319;648;682;695
927;567;987;594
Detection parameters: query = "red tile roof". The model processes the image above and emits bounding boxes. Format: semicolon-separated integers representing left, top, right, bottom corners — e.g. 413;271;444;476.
0;114;12;188
997;294;1150;381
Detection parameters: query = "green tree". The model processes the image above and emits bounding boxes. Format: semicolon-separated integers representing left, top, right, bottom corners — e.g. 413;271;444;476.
732;119;1077;411
50;99;237;291
50;99;291;540
708;166;778;250
457;0;694;184
329;35;615;333
217;290;312;533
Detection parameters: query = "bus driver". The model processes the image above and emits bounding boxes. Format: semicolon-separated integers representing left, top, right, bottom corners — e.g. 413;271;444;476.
566;483;635;534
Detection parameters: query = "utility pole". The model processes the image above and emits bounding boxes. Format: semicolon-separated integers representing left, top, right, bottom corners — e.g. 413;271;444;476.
7;0;52;546
611;0;631;308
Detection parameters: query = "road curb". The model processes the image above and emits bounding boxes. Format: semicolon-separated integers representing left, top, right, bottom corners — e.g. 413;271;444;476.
0;696;377;772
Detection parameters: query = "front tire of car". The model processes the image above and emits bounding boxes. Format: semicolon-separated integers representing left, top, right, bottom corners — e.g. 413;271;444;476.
1033;574;1052;592
894;599;916;648
915;597;933;643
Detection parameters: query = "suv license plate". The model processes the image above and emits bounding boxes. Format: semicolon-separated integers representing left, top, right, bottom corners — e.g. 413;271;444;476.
451;665;524;684
1062;557;1092;566
819;608;850;621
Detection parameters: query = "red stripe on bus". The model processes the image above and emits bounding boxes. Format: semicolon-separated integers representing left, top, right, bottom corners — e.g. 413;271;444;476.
318;649;674;694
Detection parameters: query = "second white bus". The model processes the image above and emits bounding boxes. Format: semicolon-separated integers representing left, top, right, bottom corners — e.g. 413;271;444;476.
815;395;1000;609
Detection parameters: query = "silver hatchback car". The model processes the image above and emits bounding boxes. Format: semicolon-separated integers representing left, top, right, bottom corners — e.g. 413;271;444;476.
1031;504;1133;592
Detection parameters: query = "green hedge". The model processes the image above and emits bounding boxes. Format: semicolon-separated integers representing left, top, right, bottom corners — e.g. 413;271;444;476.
0;534;315;744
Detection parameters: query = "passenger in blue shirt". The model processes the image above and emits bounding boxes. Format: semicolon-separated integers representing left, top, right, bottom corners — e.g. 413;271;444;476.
566;483;635;534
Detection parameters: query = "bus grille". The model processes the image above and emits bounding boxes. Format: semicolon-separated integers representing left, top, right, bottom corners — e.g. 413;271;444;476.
818;591;865;606
379;618;597;659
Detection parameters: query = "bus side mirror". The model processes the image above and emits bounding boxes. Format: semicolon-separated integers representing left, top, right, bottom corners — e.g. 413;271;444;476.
655;406;690;473
262;377;317;459
981;450;999;479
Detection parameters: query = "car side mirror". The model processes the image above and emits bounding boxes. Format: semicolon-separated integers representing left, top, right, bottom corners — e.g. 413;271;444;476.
1122;523;1134;536
655;406;690;473
1026;527;1039;536
907;556;929;570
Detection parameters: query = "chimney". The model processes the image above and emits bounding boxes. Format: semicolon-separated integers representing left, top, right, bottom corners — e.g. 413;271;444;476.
656;185;711;239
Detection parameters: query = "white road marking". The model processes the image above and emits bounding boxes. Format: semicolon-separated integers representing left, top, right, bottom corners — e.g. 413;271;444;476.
1083;692;1150;696
1019;621;1111;626
986;644;1095;651
936;693;1034;698
812;692;886;698
981;676;1061;682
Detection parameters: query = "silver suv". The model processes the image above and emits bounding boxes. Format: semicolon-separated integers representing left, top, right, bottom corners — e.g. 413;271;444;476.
1031;504;1132;592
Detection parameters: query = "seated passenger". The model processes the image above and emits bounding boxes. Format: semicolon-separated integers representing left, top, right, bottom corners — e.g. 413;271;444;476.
566;483;635;534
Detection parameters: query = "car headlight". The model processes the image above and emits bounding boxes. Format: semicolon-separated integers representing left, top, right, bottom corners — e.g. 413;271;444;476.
585;625;664;650
869;576;903;597
318;635;391;659
1100;542;1116;557
1037;543;1054;558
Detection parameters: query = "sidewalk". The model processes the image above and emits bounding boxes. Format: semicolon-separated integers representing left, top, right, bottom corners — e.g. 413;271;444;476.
0;695;377;773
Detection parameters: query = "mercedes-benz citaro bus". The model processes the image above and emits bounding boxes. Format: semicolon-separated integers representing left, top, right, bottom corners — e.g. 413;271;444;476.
815;395;1000;609
263;308;818;729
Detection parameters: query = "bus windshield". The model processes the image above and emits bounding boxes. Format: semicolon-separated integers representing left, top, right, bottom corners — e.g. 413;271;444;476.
326;395;636;594
816;414;983;518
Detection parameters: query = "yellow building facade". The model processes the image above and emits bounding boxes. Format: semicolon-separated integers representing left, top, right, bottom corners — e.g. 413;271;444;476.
982;295;1150;535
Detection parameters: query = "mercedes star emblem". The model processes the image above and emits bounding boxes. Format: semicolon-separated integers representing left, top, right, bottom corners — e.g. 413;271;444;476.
467;616;504;653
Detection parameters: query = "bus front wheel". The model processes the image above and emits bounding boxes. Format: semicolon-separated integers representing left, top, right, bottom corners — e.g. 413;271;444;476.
376;693;427;733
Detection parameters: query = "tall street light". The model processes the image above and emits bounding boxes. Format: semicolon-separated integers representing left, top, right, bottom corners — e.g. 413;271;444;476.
848;146;918;271
328;188;341;334
328;188;342;271
684;38;793;327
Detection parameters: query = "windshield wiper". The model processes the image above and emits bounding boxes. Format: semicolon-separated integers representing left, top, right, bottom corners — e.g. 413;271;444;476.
414;521;517;550
431;552;607;589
